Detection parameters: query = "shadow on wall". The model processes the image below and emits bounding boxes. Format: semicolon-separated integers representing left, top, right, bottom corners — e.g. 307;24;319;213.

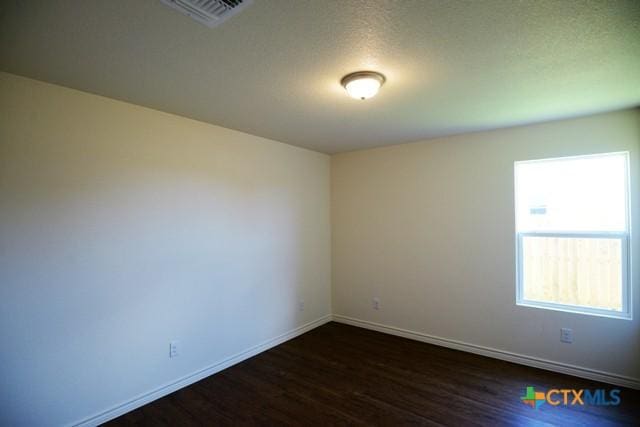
0;72;329;426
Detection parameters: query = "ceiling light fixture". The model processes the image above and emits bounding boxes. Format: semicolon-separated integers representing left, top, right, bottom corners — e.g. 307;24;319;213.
341;71;386;100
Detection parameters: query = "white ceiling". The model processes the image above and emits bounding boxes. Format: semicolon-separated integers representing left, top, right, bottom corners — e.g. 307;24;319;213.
1;0;639;153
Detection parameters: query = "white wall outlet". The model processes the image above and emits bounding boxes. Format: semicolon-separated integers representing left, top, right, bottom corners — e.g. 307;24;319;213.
372;297;380;310
298;299;305;311
560;328;573;343
169;340;180;358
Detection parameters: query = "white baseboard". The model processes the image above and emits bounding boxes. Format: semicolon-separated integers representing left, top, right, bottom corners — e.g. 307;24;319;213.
73;314;332;427
72;312;638;426
332;314;640;390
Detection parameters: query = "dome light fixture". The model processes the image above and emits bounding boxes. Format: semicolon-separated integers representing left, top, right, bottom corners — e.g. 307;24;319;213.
341;71;386;100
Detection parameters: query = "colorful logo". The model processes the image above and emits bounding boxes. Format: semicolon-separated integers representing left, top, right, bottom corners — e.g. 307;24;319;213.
521;386;546;409
520;386;621;409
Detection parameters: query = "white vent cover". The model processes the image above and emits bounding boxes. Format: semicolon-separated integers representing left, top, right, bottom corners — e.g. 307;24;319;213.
160;0;253;28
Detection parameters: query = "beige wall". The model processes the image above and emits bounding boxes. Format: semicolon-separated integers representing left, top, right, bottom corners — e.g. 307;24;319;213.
332;109;640;381
2;69;639;426
0;72;331;426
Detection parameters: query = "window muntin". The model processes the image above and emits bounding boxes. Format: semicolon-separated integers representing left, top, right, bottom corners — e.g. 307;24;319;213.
514;152;630;319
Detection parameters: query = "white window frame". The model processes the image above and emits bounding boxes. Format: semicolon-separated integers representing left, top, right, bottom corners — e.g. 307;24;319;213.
514;152;632;320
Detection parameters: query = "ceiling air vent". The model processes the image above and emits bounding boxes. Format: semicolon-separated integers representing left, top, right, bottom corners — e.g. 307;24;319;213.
160;0;253;28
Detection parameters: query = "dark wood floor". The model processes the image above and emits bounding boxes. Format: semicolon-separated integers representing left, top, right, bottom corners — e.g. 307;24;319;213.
106;322;640;426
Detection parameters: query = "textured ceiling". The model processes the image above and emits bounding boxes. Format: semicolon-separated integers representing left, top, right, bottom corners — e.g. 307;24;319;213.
1;0;639;153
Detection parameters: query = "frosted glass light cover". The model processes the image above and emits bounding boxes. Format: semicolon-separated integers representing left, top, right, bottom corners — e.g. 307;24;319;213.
341;71;385;100
345;77;381;99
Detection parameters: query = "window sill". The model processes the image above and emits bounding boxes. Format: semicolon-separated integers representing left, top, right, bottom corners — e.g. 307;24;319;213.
516;300;632;321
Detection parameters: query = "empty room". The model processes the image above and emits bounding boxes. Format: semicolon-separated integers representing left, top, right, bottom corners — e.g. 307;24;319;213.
1;1;639;425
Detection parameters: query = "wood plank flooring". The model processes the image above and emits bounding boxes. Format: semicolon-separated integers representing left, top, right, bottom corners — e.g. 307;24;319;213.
105;322;640;426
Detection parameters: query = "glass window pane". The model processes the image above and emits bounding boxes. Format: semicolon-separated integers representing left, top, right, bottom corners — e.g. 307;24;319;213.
521;236;623;312
515;153;627;232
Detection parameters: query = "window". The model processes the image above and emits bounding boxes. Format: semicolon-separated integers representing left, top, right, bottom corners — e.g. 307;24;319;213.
514;152;631;319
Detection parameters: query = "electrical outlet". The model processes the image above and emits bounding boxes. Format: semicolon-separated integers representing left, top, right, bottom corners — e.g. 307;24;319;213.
169;340;180;358
560;328;573;343
372;297;380;310
298;299;305;311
